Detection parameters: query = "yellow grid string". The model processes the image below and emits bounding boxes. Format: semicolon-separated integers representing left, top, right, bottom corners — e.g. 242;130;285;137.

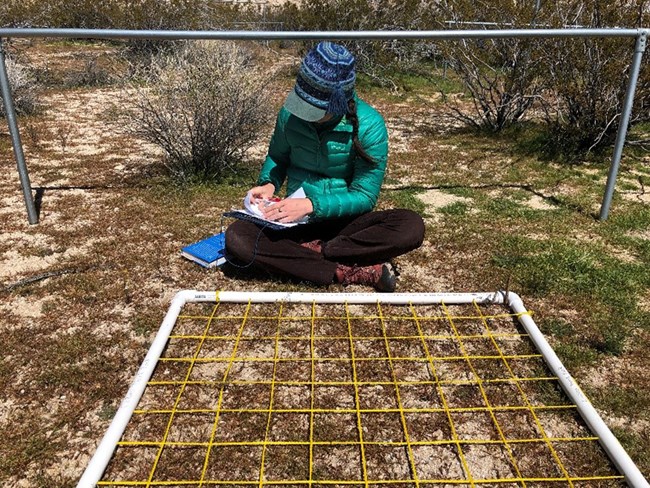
143;302;221;487
440;302;526;486
97;300;626;488
408;302;475;487
344;302;370;488
308;301;316;488
471;301;576;487
197;299;252;487
376;302;420;487
258;303;284;488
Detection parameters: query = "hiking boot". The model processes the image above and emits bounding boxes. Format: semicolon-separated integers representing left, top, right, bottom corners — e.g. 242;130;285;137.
335;263;396;292
300;239;324;254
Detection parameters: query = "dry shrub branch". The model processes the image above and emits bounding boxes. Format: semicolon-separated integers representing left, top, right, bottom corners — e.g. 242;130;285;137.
126;41;272;182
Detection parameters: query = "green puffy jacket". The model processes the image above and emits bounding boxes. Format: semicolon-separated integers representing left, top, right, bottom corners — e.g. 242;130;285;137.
257;98;388;221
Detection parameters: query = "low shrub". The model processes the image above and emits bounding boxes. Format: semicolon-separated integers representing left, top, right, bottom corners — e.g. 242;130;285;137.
126;41;272;182
0;53;38;117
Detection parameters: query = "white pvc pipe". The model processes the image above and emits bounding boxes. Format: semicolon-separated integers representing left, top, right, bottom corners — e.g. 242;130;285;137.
506;292;649;488
76;290;195;488
210;290;505;305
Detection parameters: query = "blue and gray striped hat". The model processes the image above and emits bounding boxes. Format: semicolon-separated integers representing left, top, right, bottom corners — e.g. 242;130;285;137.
283;41;356;122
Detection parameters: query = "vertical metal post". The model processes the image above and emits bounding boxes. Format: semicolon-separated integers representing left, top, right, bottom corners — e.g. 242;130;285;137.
599;30;647;221
0;38;38;224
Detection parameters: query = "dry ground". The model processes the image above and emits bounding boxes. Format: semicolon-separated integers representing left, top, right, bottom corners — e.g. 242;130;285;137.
1;40;648;486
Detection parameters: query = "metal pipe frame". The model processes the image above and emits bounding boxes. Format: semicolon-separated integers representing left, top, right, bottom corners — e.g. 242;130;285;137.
0;38;38;224
0;27;648;224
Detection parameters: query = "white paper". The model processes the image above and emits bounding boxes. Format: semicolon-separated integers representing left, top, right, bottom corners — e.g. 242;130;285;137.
240;187;308;227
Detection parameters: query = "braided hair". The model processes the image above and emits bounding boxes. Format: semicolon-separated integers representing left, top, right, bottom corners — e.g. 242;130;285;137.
347;98;376;166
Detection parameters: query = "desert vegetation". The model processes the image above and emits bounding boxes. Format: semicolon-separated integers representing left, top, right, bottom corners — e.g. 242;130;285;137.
1;0;649;486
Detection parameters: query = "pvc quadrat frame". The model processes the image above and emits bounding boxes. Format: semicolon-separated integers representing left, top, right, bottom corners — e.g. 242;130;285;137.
77;291;649;488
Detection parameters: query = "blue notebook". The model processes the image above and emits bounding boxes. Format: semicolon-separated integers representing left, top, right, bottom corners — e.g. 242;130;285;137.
181;233;226;268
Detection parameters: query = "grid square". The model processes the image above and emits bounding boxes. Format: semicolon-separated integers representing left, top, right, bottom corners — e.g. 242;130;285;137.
188;361;228;382
269;413;309;441
510;442;565;479
150;360;192;383
382;317;420;338
314;359;353;382
392;360;431;382
227;360;274;382
313;385;356;410
362;412;405;442
399;384;442;409
164;337;200;358
236;339;276;359
240;317;278;338
314;339;350;358
463;444;517;481
451;412;499;441
277;339;310;359
433;360;475;382
220;384;271;410
354;339;385;359
138;384;181;411
412;444;465;481
470;358;512;381
388;338;425;358
208;317;251;338
404;412;452;442
424;338;462;358
313;317;349;337
493;410;541;440
312;445;363;481
273;384;311;410
275;360;311;382
349;317;384;338
175;316;212;336
167;413;214;443
196;339;236;360
357;384;399;410
177;384;221;410
313;412;358;442
214;411;268;442
462;337;498;356
536;409;591;439
356;359;393;382
554;440;619;478
263;445;310;481
103;446;159;482
451;318;486;337
204;445;262;481
483;382;527;408
365;445;412;480
152;446;206;481
440;385;485;409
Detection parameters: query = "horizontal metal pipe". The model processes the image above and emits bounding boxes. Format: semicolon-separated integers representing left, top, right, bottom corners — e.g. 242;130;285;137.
0;27;645;41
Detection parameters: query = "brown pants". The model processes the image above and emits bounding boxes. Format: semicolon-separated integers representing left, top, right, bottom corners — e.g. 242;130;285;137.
225;209;425;285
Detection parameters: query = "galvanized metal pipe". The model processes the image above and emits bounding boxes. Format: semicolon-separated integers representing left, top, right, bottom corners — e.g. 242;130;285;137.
0;38;38;224
1;28;648;224
599;31;647;221
0;27;642;40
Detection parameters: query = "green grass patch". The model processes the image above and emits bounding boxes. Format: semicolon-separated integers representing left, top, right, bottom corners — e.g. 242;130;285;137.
385;188;427;215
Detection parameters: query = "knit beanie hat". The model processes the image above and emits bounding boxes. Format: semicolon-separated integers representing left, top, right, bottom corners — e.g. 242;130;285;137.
283;41;356;122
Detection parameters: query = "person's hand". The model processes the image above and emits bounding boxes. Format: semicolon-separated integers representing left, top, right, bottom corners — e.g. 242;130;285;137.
248;183;276;204
262;197;313;223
